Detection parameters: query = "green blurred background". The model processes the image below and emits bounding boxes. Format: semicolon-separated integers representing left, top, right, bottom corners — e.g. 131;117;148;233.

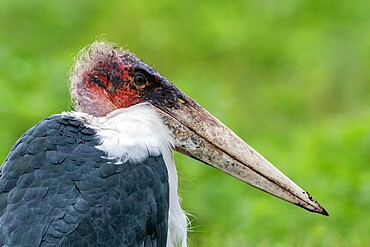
0;0;369;246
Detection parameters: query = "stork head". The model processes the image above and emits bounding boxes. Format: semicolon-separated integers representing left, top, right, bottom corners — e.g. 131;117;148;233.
70;42;187;117
70;41;328;216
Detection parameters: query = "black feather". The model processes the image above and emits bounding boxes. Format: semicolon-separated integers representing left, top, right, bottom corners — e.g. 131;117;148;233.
0;115;169;247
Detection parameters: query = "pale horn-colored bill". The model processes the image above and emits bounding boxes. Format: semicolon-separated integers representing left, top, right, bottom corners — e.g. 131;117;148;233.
154;99;328;216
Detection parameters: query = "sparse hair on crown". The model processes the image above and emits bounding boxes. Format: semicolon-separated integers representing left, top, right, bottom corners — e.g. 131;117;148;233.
69;42;115;107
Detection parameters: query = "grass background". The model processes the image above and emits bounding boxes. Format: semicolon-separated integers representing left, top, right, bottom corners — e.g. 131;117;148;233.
0;0;369;246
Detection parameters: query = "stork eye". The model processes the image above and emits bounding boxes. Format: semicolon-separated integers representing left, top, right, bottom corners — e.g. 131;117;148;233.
133;73;147;85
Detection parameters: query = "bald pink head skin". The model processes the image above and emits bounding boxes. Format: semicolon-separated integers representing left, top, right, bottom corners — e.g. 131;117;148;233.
70;42;187;117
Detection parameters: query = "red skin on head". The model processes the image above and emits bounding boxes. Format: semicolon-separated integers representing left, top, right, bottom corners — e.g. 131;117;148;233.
81;59;142;116
73;44;184;118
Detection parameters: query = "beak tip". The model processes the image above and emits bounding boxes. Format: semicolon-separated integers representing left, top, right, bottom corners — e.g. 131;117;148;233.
322;208;329;216
295;202;329;216
316;203;329;216
299;191;329;216
312;204;329;216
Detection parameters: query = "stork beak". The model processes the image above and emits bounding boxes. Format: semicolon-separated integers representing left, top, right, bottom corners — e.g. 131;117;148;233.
153;86;328;216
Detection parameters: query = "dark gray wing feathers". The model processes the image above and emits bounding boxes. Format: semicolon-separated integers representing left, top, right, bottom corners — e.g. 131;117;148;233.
0;115;169;247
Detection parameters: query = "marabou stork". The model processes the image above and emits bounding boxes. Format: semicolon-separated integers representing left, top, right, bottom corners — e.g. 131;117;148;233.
0;42;328;247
